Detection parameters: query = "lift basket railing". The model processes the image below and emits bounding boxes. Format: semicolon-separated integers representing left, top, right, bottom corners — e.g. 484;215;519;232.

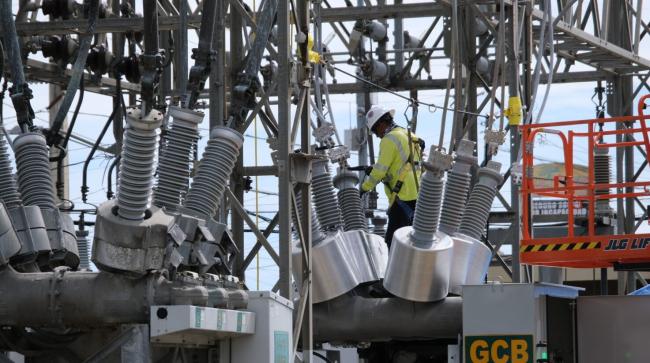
520;95;650;268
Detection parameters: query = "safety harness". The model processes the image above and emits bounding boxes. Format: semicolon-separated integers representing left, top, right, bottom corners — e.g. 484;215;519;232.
384;127;423;206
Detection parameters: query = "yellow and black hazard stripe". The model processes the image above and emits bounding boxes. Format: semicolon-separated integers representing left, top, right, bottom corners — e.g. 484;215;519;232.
521;241;601;253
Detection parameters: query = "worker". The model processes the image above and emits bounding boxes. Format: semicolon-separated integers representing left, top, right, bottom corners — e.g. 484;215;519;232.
360;105;423;247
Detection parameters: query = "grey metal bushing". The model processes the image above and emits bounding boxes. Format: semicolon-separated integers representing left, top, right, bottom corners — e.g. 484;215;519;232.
383;227;453;302
92;200;175;275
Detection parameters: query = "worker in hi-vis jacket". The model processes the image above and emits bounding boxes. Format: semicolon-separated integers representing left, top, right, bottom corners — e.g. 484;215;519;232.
360;105;424;247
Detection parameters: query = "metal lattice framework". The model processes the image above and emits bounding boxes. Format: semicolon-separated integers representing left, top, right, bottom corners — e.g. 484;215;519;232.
3;0;650;360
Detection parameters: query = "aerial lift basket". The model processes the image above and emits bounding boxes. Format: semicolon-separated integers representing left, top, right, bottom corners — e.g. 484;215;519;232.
520;95;650;268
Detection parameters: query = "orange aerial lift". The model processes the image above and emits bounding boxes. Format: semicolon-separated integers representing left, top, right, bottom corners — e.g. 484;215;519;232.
520;95;650;268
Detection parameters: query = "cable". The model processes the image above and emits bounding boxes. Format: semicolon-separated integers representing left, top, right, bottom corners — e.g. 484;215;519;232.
331;64;489;119
54;78;86;199
81;107;116;203
313;352;334;363
0;37;5;123
0;0;34;132
534;0;580;124
254;72;260;289
438;40;454;150
448;0;463;151
48;0;100;141
486;0;506;132
50;156;109;171
0;37;4;106
106;155;120;199
61;79;84;151
523;0;549;125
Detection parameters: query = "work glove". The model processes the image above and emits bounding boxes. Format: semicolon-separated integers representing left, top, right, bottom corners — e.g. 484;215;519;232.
364;166;373;175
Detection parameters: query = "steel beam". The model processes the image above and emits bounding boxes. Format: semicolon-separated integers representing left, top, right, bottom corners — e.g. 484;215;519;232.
319;2;447;21
243;165;278;176
529;7;650;72
24;59;140;95
277;0;293;300
25;69;614;99
296;0;313;359
15;3;447;37
15;15;202;36
241;213;280;273
226;189;280;265
197;70;609;99
230;5;246;280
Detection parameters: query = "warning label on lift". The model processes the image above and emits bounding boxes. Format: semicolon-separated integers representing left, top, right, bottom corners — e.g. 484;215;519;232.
464;335;534;363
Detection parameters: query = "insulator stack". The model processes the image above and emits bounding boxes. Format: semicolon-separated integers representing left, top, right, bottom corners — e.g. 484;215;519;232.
8;206;50;271
293;189;325;245
117;107;163;220
594;147;612;215
458;161;503;240
438;139;476;235
153;106;202;211
383;148;453;302
311;158;343;230
184;127;244;218
0;124;22;208
333;168;368;232
13;132;57;209
76;229;90;270
0;203;21;266
13;132;79;269
337;189;368;231
411;169;444;244
0;126;46;270
371;215;387;238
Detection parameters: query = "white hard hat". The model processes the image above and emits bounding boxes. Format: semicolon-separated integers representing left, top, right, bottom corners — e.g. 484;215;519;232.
366;105;395;131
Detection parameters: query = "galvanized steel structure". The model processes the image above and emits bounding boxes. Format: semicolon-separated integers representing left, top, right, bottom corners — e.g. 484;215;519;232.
2;0;650;361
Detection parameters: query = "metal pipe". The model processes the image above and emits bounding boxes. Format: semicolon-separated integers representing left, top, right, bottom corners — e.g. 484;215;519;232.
277;0;293;299
0;267;208;327
313;294;462;342
209;0;226;131
140;0;161;115
143;1;159;56
175;0;188;97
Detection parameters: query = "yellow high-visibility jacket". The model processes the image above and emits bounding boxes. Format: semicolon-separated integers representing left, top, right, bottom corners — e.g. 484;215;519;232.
361;126;422;204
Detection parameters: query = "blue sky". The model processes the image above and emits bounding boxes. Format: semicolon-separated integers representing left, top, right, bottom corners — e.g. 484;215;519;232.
2;0;650;289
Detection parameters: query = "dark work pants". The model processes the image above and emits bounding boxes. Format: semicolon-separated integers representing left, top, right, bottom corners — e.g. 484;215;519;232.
385;199;416;248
